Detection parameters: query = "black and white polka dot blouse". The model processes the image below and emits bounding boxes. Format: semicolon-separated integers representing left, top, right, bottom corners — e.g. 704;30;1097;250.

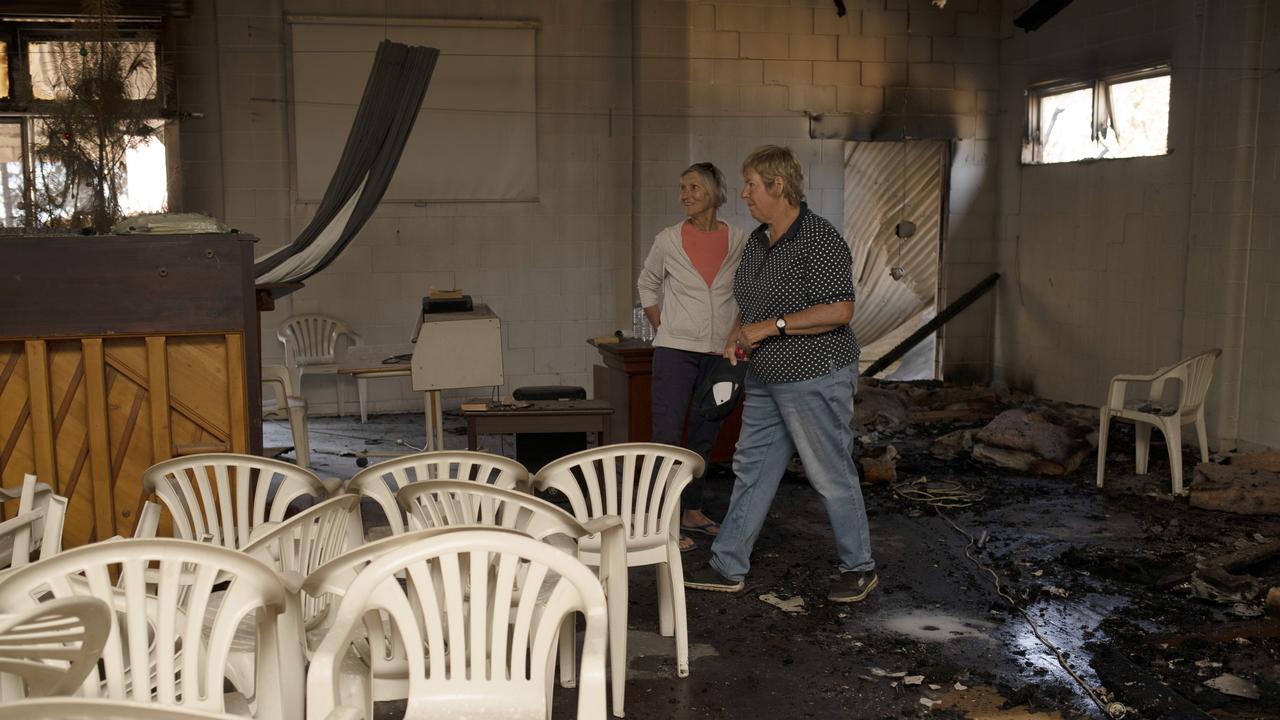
733;203;861;384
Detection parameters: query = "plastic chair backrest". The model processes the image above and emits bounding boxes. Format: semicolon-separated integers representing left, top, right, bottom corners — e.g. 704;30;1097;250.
141;453;327;550
0;539;289;713
307;529;607;720
349;451;530;536
398;480;586;543
0;475;66;572
277;315;359;368
1174;349;1220;413
0;596;113;700
532;443;703;552
242;494;360;630
0;698;269;719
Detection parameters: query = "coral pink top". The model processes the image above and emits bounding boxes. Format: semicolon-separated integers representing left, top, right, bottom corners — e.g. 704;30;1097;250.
681;221;730;288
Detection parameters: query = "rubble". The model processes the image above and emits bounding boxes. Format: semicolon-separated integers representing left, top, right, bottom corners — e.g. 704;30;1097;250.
857;444;898;484
930;428;974;460
1203;673;1261;700
1189;462;1280;515
970;408;1095;476
853;382;910;432
758;592;806;614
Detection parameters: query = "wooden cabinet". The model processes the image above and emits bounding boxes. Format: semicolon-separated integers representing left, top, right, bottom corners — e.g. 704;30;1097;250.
0;234;260;546
592;340;742;463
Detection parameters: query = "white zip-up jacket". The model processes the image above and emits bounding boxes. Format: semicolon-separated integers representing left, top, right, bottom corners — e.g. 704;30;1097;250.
637;220;748;354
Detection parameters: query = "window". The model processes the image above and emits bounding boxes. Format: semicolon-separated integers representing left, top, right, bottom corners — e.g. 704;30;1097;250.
0;21;169;228
1023;66;1170;165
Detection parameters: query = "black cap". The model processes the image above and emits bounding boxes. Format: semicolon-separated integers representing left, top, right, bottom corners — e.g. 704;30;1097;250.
696;357;747;421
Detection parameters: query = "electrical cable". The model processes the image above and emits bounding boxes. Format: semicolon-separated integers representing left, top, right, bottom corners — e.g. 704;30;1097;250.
891;477;1128;719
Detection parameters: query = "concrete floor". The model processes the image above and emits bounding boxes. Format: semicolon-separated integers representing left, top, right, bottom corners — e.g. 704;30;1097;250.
265;412;1280;719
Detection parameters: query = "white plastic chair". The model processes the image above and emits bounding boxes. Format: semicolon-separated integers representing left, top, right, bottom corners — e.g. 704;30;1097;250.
0;538;302;720
137;453;328;550
306;529;608;720
0;596;113;701
277;314;368;422
302;527;489;715
0;474;68;576
262;364;311;469
348;451;530;537
0;698;363;720
1096;348;1221;496
533;443;703;678
397;481;630;717
241;494;362;643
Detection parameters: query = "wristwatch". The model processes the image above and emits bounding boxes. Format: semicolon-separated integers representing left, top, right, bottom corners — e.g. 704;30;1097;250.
775;316;787;336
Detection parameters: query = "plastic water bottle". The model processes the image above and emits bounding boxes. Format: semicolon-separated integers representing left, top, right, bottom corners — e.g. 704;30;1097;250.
632;304;653;342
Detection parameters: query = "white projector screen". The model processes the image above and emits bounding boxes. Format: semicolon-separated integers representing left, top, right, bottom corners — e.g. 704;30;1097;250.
288;16;538;203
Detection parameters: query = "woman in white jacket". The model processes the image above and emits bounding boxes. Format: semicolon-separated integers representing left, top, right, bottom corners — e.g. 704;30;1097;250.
637;162;748;551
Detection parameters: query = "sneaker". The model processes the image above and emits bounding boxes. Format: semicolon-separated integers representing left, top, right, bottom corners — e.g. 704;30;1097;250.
828;570;878;603
683;563;744;593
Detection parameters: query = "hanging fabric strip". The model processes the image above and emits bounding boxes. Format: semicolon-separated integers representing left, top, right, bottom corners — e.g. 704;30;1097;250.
254;40;439;284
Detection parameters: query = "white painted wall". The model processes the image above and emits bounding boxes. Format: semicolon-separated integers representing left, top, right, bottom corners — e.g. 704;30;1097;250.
173;0;1003;417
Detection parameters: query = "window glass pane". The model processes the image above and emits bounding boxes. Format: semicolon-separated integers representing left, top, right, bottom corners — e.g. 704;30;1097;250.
0;123;23;227
1038;87;1097;164
0;41;9;99
29;117;167;225
30;40;157;101
120;120;167;215
1101;74;1170;159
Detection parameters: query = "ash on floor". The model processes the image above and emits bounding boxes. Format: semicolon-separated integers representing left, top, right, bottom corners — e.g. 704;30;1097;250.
264;410;1280;719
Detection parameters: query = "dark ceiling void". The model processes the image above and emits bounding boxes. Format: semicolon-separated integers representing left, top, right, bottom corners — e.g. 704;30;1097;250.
1013;0;1075;32
833;0;847;18
0;1;189;19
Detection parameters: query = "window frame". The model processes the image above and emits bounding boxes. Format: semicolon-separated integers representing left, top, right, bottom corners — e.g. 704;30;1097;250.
0;16;172;227
1022;63;1171;165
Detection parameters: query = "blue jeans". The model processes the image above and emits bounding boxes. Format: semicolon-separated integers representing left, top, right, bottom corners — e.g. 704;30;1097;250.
710;362;874;581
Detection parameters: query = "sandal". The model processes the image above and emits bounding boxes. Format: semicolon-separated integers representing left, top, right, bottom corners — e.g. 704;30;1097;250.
679;534;697;553
680;518;721;537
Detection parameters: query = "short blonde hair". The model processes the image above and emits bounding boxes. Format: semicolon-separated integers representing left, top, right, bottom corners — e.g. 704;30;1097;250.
742;145;805;207
682;162;728;208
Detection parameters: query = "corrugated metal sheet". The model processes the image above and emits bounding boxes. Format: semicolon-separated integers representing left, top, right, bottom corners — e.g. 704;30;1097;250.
843;140;945;349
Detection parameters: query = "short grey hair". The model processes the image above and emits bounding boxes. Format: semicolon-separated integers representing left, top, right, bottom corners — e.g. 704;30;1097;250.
742;145;805;207
682;162;728;208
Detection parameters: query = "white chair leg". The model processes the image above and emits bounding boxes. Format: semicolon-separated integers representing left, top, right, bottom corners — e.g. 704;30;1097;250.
1164;421;1184;495
1195;410;1210;463
335;375;345;418
289;405;310;468
358;378;369;424
607;587;628;717
668;546;690;678
656;561;674;638
1135;423;1152;475
1096;409;1111;488
558;615;577;688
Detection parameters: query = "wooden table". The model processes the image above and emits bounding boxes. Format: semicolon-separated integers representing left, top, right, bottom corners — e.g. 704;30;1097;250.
336;343;447;451
463;400;614;451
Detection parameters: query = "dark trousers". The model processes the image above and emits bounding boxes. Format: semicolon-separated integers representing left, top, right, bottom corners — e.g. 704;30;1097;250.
651;347;725;511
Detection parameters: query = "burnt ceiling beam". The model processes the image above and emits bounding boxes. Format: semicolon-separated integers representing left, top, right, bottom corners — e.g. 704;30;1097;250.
1013;0;1075;32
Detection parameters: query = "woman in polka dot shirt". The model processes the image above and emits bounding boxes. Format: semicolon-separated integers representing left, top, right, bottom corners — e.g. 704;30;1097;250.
684;145;878;604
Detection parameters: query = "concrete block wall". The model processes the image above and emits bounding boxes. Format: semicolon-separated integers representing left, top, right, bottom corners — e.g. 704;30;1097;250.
174;0;634;415
633;0;1002;384
995;0;1278;448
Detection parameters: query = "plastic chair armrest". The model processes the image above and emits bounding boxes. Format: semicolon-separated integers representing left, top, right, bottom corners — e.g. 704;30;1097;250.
325;707;367;720
581;515;624;536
